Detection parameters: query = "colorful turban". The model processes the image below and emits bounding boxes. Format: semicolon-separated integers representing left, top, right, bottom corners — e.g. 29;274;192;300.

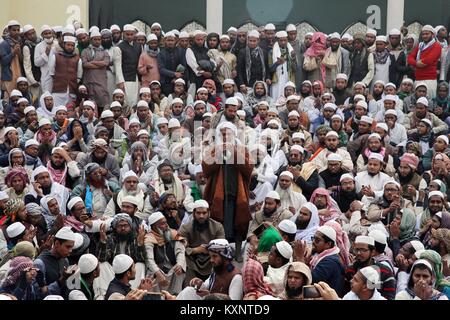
206;239;234;260
1;256;34;288
400;153;419;170
5;167;30;188
4;199;25;222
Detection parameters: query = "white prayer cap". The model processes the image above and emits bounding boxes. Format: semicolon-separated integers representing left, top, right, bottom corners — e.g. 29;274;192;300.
417;97;429;107
44;295;64;300
0;191;9;201
138;88;151;96
23;106;36;115
64;36;76;43
336;73;348;81
122;171;139;183
354;93;366;102
267;119;280;127
171;98;184;106
123;24;136;32
52;26;63;33
401;78;414;85
276;31;288;38
415;82;428;90
278;219;297;235
376;123;389;132
325;131;339;138
384;110;398;118
437;135;449;145
266;191;281;201
23;25;34;33
122;195;140;207
151;22;162;29
305;32;314;37
82;100;95;110
317;226;336;242
67;197;84;211
428;190;445;200
422;25;436;34
156;117;169;126
385;82;397;89
137;129;150;137
329;32;341;40
148;212;165;226
136;100;149;109
275;241;293;260
193;30;207;37
17;97;29;105
368;152;384;162
236;110;246;118
89;26;100;34
3;127;18;137
342;33;353;41
290;145;304;154
7;20;20;27
302;80;312;86
6;222;26;238
54;106;67;113
356;101;368;110
435;25;445;33
286;95;300;103
112;254;134;274
389;28;401;36
368;133;382;141
197;87;208;94
360;115;373;124
164;31;175;38
75;28;88;36
55;227;76;241
69;290;88;301
268;108;279;115
355;235;375;246
420;118;432;127
327;153;343;162
150;80;161;87
288;111;300;119
340;173;355;183
227;27;238;33
193;200;209;210
109;101;122;110
110;24;121;32
265;23;276;31
179;31;190;39
410;240;425;252
10;89;22;97
331;114;343;122
78;253;98;274
376;35;387;43
113;88;125;95
368;230;387;245
280;171;294;180
101;110;114;119
366;28;377;36
90;30;101;38
248;30;260;39
374;80;385;86
221;79;235;87
225;97;239;106
292;132;305;140
286;24;297;32
360;266;381;289
38;118;51;127
323;103;337;111
220;34;230;41
168;118;181;129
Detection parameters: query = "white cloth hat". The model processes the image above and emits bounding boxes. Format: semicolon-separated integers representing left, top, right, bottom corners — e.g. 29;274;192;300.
329;32;341;40
265;23;276;31
236;110;246;118
69;290;88;301
325;131;339;138
417;97;429;107
266;191;280;201
110;24;121;32
376;123;388;132
23;106;36;115
420;118;432;127
90;30;101;38
267;119;279;127
366;28;377;36
75;28;88;36
323;103;337;111
6;222;26;238
10;89;23;97
286;24;296;32
437;135;449;145
290;145;304;154
179;31;190;38
340;173;355;182
16;76;28;84
55;227;76;241
151;22;161;29
112;254;134;274
64;36;76;43
368;152;384;162
435;25;445;34
147;33;158;42
384;109;398;117
41;24;52;33
410;240;425;252
317;226;336;242
248;30;260;39
168;118;181;129
122;171;139;182
276;31;288;38
109;101;122;110
428;190;445;200
68;197;84;211
139;87;151;95
336;73;348;81
422;25;436;34
356;100;368;110
171;98;184;106
156;118;169;126
376;35;387;43
368;230;387;245
360;266;381;290
148;212;165;226
292;132;305;140
122;195;140;207
331;114;343;122
82;101;96;110
384;94;397;102
355;235;375;246
164;31;176;38
78;253;98;274
17;98;29;105
342;33;353;41
193;30;207;37
275;241;293;260
286;95;300;103
288;110;300;118
193;200;209;210
137;100;149;109
113;88;125;95
369;133;382;141
137;129;150;137
44;295;64;300
7;20;20;27
327;153;343;162
54;106;67;113
101;110;114;119
175;78;186;85
360;115;373;124
280;171;294;180
203;112;212;118
389;28;401;36
123;24;136;32
402;78;414;85
278;219;297;234
197;87;208;94
225;97;239;106
38;118;51;127
0;191;9;201
227;27;238;33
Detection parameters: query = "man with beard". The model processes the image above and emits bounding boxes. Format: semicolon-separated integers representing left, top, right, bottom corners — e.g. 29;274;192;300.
333;174;361;214
247;191;293;248
178;239;243;300
183;100;206;135
215;35;237;84
75;28;90;56
186;30;216;91
275;171;307;215
420;191;447;229
110;25;122;46
46;147;80;188
387;28;403;60
295;225;345;296
98;214;147;293
157;193;186;230
48;36;82;107
322;33;350;90
78;138;121;184
319;153;349;191
396;153;427;203
348;36;374;87
25;166;70;215
280;261;312;300
145;212;186;294
345;235;396;299
118;24;142;108
100;29;124;99
158;33;187;96
277;145;319;200
428;228;450;267
311;131;353;173
179;200;225;285
333;74;351;107
138;34;160;87
280;110;312;151
210;97;241;129
81;30;110;111
22;25;41;100
34;25;57;94
354;153;391;203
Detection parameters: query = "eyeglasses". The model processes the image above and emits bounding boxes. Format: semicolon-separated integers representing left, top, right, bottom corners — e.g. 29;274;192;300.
353;247;370;254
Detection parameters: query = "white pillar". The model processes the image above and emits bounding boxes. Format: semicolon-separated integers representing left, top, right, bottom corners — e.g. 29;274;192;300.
386;0;404;33
206;0;223;34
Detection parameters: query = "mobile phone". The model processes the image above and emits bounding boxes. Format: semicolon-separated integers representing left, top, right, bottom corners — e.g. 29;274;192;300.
253;223;267;238
302;285;321;299
143;292;164;300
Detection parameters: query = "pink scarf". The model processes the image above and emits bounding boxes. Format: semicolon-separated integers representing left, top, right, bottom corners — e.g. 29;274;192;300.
364;147;385;159
325;221;351;268
310;246;340;269
46;161;67;186
304;32;327;81
65;216;84;232
36;129;57;145
310;188;341;225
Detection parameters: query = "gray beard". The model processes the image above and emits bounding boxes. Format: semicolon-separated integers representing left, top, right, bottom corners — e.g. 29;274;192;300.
125;189;139;196
157;227;172;243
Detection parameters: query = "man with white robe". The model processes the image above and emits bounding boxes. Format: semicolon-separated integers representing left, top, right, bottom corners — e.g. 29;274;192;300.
249;144;276;207
33;25;58;93
275;171;307;214
311;131;353;173
259;128;287;173
270;31;296;100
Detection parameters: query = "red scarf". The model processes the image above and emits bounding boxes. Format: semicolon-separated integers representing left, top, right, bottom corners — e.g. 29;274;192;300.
47;161;67;186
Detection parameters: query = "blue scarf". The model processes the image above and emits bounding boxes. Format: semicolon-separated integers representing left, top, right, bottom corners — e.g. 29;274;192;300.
85;185;93;214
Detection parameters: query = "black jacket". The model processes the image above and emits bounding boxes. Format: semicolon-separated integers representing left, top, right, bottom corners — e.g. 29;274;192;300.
157;47;188;95
118;41;142;81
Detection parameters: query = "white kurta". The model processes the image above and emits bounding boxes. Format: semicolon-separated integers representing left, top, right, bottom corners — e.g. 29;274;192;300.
311;148;354;173
34;41;57;93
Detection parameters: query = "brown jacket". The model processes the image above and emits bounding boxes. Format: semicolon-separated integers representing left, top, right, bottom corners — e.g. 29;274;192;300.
52;52;80;94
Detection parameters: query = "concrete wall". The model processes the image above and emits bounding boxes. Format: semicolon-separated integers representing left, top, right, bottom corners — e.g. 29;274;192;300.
0;0;88;30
